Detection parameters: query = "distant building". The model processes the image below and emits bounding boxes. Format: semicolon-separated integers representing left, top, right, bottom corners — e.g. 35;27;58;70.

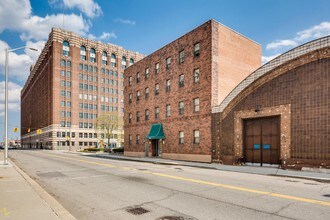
124;20;261;162
21;28;144;150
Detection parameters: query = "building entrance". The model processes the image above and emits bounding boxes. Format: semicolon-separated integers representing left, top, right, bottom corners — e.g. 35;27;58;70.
151;140;159;157
243;117;280;166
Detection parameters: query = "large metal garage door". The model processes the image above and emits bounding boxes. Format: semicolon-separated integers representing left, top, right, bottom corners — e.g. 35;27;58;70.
244;117;280;165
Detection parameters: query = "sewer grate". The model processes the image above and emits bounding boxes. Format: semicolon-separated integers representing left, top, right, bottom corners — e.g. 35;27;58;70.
157;216;185;220
126;207;150;215
323;194;330;197
285;179;299;182
303;182;318;185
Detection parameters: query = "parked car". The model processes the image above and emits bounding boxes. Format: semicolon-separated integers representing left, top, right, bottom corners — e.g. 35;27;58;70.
112;146;124;153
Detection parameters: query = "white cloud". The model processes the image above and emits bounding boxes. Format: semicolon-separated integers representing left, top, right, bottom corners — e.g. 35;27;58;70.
266;40;297;50
0;0;91;42
261;54;281;64
0;81;22;116
266;21;330;51
0;40;38;80
115;18;136;25
49;0;102;18
88;32;117;41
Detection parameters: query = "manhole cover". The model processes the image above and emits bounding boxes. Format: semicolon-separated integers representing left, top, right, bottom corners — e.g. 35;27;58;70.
323;194;330;197
126;207;150;215
304;182;318;185
37;172;65;178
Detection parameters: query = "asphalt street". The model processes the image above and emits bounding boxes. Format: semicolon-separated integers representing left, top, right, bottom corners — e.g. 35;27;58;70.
9;150;330;220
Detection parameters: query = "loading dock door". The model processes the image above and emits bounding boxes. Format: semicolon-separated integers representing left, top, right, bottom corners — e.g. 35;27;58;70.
244;117;280;165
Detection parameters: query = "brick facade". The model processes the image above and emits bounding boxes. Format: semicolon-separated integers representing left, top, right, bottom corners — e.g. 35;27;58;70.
21;28;144;150
214;43;330;169
124;20;261;162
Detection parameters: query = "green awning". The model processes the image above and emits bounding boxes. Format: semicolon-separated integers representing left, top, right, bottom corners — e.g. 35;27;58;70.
146;123;165;139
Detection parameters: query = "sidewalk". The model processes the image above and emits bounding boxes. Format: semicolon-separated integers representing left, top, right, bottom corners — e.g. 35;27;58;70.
78;152;330;182
0;151;75;220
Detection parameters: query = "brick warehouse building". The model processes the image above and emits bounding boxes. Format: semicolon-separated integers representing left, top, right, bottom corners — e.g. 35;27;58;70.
212;36;330;169
124;20;261;162
21;28;144;150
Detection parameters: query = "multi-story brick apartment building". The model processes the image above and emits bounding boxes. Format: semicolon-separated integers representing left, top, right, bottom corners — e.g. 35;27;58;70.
21;27;144;150
124;20;261;162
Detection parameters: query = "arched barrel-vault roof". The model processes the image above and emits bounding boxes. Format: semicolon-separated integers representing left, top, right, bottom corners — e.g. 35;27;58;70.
212;36;330;117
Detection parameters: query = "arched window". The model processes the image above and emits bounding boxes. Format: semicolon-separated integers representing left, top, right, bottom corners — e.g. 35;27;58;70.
61;60;66;66
130;58;134;66
122;56;127;69
111;54;116;67
62;41;70;56
90;48;96;63
80;46;86;61
102;51;107;65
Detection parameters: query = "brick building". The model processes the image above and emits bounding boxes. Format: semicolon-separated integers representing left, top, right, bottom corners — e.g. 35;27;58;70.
21;28;144;150
212;36;330;169
124;20;261;162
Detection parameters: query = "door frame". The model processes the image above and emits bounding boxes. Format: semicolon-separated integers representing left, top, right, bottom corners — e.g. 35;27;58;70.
233;104;291;166
243;116;281;165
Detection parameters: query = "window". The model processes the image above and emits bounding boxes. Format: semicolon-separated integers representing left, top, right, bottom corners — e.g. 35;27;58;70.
166;79;171;92
62;41;70;56
145;87;149;99
179;74;184;87
136;72;140;83
79;103;83;108
145;109;150;121
90;48;96;63
61;80;66;86
79;112;83;118
79;63;83;70
194;68;200;83
67;71;71;77
155;107;159;119
145;68;149;79
194;98;200;112
111;54;116;67
102;51;107;65
61;70;66;76
84;64;88;71
80;45;86;60
166;57;171;69
129;76;132;85
136;91;140;101
122;56;126;69
61;121;66;127
67;112;71;118
179;50;185;63
129;93;132;103
194;43;200;57
61;101;66;107
136;111;140;122
179;101;184;115
194;130;200;144
179;131;184;144
129;135;132;145
67;61;71;67
155;83;159;95
166;104;171;117
61;60;66;66
61;90;66;97
79;122;83;128
129;113;132;123
130;58;134;66
61;111;66;117
136;135;140;144
67;102;71;107
155;63;159;74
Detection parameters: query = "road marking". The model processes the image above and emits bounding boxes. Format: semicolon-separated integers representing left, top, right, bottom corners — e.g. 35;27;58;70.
36;152;330;207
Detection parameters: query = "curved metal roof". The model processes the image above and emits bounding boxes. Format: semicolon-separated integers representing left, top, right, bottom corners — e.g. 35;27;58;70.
212;35;330;113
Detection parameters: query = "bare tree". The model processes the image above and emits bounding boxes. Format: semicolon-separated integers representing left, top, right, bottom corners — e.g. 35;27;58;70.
94;112;123;148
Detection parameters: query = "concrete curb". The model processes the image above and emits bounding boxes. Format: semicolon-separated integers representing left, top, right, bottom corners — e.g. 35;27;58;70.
9;158;76;220
88;154;330;182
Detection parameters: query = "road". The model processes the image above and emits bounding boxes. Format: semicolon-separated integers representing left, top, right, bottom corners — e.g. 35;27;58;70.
9;150;330;220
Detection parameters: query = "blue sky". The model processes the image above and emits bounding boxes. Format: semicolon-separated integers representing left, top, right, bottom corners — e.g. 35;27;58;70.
0;0;329;140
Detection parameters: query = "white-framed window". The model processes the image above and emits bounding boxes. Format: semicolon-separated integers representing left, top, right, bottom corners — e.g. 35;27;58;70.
145;87;149;99
194;130;200;144
166;104;171;117
122;56;126;69
194;98;200;112
194;68;200;83
80;45;86;60
166;57;171;69
145;109;150;121
155;107;159;119
179;74;184;87
62;41;70;56
102;51;107;65
90;48;96;63
136;134;140;144
179;101;184;115
179;131;184;144
145;68;149;79
129;113;132;123
136;90;140;101
111;54;116;67
155;83;159;95
179;50;185;63
130;58;134;66
166;79;171;92
155;63;159;74
129;76;132;85
136;72;140;83
194;43;200;57
136;111;140;122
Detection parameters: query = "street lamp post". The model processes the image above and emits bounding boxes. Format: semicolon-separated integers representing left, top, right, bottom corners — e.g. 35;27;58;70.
3;46;37;165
